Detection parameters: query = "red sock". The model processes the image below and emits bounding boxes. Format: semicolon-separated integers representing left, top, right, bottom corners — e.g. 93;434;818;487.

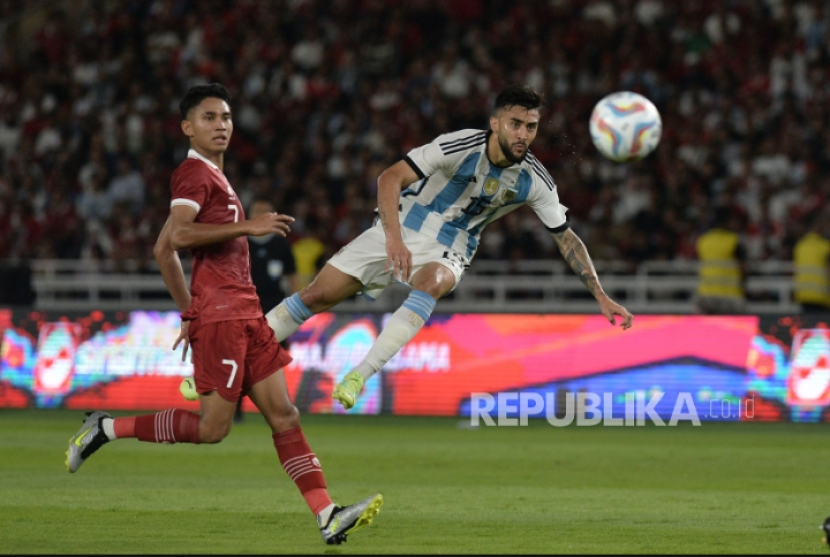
113;416;136;438
125;409;201;444
273;427;333;515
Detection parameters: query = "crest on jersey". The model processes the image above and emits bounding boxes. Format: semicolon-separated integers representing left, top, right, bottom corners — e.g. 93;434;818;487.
483;177;500;196
504;187;517;202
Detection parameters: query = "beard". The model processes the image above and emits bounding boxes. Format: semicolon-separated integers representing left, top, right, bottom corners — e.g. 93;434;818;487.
498;133;528;164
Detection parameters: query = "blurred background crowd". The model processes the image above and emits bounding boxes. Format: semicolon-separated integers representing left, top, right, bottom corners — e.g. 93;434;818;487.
1;0;829;281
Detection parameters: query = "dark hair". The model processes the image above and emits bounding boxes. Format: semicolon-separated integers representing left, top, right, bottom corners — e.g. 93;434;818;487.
179;83;231;119
492;84;544;114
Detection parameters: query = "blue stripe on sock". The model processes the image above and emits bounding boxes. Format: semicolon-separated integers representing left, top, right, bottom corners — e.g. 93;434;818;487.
406;297;432;309
402;300;433;323
405;292;435;311
402;290;436;322
285;293;313;324
405;298;434;315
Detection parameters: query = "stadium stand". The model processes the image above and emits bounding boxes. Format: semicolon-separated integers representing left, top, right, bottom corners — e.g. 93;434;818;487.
0;0;827;311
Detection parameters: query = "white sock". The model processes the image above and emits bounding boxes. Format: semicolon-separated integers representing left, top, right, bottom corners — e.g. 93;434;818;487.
266;293;313;342
101;417;116;440
265;304;300;342
352;305;428;380
316;503;336;527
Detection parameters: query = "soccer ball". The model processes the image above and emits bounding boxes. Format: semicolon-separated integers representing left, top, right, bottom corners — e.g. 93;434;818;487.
589;91;662;162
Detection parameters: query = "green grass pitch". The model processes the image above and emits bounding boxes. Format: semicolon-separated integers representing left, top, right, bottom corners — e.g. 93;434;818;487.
1;409;829;554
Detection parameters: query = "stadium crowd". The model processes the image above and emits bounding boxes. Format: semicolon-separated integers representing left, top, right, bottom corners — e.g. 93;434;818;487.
0;0;829;276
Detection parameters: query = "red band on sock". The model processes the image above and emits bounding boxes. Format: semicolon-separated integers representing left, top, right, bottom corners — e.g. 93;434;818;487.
135;409;201;444
273;427;332;515
113;416;136;438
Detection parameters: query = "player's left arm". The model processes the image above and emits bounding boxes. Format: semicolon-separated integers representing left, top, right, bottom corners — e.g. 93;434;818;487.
524;160;633;329
551;227;633;329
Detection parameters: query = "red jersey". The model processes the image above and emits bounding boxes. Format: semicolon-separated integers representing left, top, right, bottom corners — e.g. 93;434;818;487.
170;150;262;324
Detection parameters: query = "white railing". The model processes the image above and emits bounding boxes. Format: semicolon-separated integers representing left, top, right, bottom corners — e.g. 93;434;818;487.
28;258;799;314
30;258;190;275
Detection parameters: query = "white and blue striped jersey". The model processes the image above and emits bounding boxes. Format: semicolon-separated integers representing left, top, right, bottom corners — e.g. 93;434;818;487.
399;129;569;259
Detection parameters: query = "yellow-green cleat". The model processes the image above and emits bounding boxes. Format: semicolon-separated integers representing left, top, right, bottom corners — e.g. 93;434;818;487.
66;411;111;473
319;493;383;545
332;370;365;409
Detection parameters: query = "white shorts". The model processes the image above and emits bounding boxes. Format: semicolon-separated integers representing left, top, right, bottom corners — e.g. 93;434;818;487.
327;222;470;300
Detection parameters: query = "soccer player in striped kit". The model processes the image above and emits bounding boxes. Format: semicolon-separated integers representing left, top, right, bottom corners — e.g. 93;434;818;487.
267;84;634;409
66;83;382;546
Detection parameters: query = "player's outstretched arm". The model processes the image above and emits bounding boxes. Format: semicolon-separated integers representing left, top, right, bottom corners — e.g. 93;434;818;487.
167;205;294;251
551;228;633;329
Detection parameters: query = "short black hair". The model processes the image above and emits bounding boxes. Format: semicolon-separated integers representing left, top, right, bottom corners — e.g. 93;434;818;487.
179;83;231;119
492;84;544;114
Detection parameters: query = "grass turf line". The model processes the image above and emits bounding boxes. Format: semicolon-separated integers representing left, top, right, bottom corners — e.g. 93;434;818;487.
1;409;828;554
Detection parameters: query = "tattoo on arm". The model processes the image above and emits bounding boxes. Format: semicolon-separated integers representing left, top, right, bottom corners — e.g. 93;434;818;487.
552;229;603;298
379;208;389;230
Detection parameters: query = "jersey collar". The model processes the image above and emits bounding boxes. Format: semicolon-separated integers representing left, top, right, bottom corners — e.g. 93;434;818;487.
187;148;221;171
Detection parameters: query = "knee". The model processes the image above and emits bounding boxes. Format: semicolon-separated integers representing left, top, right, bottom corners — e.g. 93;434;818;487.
269;404;301;434
416;277;451;300
413;266;455;299
417;282;444;300
199;421;231;444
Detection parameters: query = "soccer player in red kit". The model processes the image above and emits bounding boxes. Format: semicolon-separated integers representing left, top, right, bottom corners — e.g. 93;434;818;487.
66;83;382;545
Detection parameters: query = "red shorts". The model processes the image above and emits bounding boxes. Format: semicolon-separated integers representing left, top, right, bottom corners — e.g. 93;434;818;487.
189;316;293;402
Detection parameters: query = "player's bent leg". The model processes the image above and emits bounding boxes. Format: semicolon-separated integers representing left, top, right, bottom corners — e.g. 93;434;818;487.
249;371;331;517
409;262;458;299
333;263;455;410
266;264;363;342
247;370;300;433
248;371;382;544
301;264;365;313
65;402;216;473
197;390;238;443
